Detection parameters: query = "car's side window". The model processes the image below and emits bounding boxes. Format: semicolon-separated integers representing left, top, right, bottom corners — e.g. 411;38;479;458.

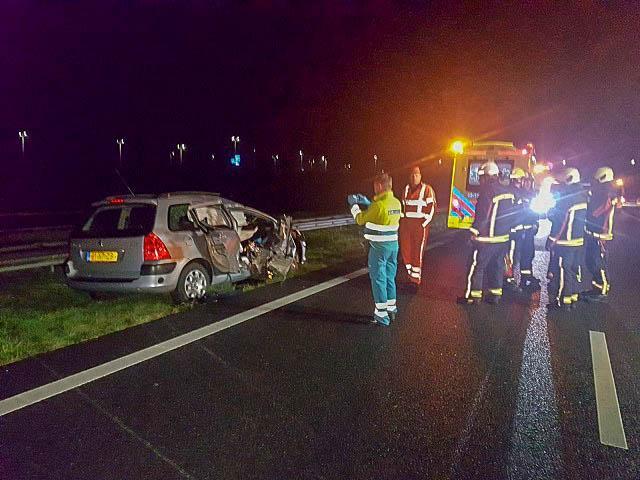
168;204;194;231
193;205;231;229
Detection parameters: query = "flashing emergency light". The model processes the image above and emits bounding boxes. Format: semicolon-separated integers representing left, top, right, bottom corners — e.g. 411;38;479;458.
450;141;464;155
230;154;241;167
530;177;556;214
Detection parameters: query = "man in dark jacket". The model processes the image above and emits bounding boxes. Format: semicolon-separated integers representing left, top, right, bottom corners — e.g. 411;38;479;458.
546;168;588;310
457;161;516;305
582;166;621;302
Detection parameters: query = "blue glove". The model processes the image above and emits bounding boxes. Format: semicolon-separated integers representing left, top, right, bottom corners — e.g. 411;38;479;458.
347;194;359;206
355;194;371;207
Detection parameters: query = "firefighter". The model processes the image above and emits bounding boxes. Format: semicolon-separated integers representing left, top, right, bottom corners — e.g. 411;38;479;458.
457;161;516;305
504;167;527;291
582;167;621;302
349;173;402;325
518;172;540;290
505;168;540;290
546;168;588;310
399;165;436;291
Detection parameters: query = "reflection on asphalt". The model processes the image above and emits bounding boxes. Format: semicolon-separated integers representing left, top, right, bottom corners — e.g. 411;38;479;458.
507;250;563;479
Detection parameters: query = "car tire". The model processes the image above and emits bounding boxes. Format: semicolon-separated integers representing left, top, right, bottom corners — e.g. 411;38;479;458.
171;262;210;304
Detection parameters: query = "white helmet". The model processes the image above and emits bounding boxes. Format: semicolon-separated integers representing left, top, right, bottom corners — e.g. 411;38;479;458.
594;166;614;183
478;161;499;177
557;167;580;185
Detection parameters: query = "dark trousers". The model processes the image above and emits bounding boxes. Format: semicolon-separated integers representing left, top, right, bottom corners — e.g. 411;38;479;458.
519;228;536;279
548;245;583;305
464;242;509;299
585;235;610;295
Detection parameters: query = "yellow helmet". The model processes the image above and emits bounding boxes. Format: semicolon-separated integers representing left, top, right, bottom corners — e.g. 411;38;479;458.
510;167;526;180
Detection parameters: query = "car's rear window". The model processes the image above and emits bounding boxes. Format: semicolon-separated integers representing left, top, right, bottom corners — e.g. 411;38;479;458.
79;204;156;238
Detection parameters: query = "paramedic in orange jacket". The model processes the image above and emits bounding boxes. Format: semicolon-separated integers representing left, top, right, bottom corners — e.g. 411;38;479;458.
399;166;436;290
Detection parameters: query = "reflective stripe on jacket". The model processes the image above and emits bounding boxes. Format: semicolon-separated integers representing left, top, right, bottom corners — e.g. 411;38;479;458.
585;181;619;241
549;183;588;247
401;183;436;226
470;181;516;243
351;191;401;242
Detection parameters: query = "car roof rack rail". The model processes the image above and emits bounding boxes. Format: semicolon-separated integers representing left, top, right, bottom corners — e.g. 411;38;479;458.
162;191;221;198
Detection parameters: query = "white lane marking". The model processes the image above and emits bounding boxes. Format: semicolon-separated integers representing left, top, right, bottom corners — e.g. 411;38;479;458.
0;268;368;417
0;237;452;417
589;330;628;450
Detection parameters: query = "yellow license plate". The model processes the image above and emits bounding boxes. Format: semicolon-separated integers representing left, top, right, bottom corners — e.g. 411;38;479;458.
88;251;119;262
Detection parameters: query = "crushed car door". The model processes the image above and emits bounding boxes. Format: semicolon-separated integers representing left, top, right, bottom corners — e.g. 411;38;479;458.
188;203;241;274
227;207;297;279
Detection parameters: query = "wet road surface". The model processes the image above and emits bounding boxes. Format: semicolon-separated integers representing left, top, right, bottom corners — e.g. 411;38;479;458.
1;212;640;479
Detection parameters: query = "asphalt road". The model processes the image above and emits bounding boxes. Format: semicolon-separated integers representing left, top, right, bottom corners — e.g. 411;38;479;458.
1;212;640;479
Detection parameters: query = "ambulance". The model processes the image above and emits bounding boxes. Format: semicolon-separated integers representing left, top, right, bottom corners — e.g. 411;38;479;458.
447;140;552;229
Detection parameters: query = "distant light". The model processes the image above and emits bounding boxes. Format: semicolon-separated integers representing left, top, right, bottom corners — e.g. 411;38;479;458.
230;154;241;167
615;178;624;187
632;158;636;166
562;159;566;166
450;141;464;155
521;148;528;155
438;158;442;165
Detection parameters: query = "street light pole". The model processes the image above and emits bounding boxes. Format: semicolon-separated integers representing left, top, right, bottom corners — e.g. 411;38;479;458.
176;143;186;166
231;136;240;154
116;138;125;167
18;130;28;156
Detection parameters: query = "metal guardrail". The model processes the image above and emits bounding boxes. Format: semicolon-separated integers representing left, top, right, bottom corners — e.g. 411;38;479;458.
292;215;354;231
0;214;357;273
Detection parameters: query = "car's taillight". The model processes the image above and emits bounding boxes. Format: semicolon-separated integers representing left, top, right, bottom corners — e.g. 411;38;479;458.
144;233;171;261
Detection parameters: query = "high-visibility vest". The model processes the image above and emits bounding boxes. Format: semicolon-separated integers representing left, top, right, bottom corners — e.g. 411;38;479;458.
401;183;436;226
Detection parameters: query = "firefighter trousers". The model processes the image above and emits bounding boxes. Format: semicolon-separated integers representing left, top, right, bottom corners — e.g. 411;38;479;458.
548;245;582;305
464;242;509;299
399;219;430;285
585;235;610;295
519;228;536;280
368;241;399;320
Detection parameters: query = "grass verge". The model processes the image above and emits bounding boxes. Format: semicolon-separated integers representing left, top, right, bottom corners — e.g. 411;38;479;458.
0;216;446;366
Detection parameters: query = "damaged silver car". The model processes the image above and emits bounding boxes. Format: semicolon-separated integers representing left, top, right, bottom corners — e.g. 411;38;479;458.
65;192;306;303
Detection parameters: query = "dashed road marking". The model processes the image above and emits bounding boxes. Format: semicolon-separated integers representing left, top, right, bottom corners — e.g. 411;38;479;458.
589;330;628;450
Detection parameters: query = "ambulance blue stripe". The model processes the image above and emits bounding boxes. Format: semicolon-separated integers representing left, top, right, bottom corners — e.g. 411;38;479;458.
453;192;475;217
452;187;476;212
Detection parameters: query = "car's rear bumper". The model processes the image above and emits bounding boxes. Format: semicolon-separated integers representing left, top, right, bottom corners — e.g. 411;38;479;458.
65;260;181;294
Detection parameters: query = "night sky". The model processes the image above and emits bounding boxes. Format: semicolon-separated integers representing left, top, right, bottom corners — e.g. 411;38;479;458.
2;1;639;213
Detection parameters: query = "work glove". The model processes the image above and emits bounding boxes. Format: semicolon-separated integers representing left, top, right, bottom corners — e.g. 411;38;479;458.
347;194;359;206
355;194;371;207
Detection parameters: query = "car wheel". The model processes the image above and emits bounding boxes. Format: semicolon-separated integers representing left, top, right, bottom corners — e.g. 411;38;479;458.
172;263;210;304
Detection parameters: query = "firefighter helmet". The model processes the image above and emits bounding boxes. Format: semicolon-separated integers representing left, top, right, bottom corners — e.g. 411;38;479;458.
557;167;580;185
510;167;526;180
594;166;614;184
478;161;499;177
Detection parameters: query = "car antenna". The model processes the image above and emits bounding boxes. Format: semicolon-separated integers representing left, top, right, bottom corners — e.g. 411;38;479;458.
114;168;136;196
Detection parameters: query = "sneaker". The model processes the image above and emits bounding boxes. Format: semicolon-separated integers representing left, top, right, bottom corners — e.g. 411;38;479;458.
376;316;390;326
388;310;397;322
